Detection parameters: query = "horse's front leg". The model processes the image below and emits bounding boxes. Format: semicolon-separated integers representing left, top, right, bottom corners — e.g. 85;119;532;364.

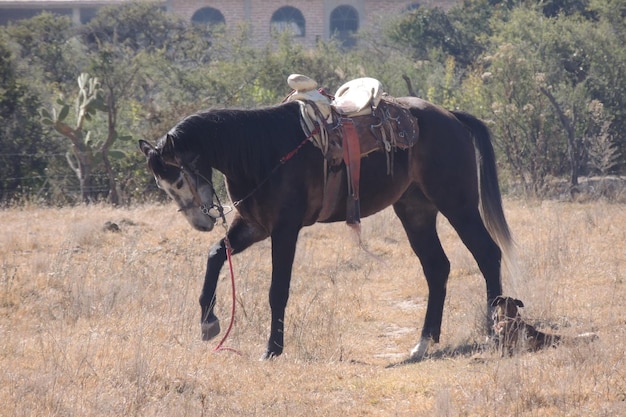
199;239;227;340
262;223;301;359
200;217;267;341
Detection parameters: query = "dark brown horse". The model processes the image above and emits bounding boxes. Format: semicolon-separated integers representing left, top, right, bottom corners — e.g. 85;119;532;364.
139;96;514;361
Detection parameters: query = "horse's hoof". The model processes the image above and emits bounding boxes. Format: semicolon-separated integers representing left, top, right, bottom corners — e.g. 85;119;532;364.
260;350;281;361
408;337;433;362
201;319;220;341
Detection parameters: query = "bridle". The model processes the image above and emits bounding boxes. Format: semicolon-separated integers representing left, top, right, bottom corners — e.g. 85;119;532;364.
165;155;230;223
152;131;317;356
157;125;317;216
161;153;239;354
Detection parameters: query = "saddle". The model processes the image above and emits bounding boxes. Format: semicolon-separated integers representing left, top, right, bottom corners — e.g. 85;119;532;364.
285;74;419;224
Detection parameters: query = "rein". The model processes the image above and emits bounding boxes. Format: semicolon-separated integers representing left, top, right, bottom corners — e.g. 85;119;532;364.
232;129;318;208
165;130;317;355
166;157;241;354
212;130;317;352
211;231;241;355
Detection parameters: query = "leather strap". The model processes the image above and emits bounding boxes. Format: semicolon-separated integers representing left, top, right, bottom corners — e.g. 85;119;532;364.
341;119;361;224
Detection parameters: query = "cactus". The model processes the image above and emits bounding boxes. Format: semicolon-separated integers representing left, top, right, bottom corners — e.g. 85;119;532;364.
40;73;127;204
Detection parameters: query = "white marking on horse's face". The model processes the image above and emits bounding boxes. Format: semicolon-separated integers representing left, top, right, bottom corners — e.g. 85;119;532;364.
156;172;216;232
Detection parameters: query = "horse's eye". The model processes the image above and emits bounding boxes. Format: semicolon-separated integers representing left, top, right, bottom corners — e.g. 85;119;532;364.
175;178;185;189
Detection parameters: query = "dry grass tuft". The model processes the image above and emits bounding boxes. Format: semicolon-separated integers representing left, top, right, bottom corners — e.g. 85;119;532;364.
1;200;625;416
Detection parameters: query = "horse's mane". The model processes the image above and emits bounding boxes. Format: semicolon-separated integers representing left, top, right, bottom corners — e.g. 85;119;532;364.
163;101;305;179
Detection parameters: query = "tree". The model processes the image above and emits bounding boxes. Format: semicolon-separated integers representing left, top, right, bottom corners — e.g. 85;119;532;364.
4;12;80;95
585;100;620;177
486;6;624;187
479;43;564;194
0;37;49;202
386;7;470;65
70;2;216;204
385;0;503;69
1;13;81;203
581;0;626;172
3;0;624;204
85;47;135;205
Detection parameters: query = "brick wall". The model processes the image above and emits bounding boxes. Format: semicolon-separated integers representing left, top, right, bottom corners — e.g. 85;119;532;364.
0;0;458;46
169;0;458;48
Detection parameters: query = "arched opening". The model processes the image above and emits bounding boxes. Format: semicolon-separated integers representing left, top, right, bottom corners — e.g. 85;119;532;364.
270;6;305;37
329;5;359;48
191;7;225;28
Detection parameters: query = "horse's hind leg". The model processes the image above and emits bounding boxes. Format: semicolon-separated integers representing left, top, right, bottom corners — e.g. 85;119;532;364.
442;207;503;325
393;189;451;361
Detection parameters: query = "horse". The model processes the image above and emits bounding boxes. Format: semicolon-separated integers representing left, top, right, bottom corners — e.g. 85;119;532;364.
139;96;515;361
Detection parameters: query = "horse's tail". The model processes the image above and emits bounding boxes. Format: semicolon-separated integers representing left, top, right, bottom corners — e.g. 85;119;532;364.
452;111;518;287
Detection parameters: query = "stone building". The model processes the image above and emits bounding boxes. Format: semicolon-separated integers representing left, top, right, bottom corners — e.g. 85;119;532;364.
0;0;457;47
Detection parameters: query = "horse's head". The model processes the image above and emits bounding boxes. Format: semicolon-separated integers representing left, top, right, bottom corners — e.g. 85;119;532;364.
139;136;220;232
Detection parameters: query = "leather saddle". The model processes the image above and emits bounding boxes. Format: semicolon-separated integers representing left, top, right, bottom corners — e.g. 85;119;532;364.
285;74;419;224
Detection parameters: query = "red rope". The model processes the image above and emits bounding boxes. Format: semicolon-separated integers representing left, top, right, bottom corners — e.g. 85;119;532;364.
234;129;319;207
212;236;242;355
280;133;315;163
212;127;320;353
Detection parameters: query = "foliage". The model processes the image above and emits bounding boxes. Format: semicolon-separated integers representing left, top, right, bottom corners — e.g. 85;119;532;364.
0;37;54;202
4;12;79;92
386;7;473;66
0;0;624;203
477;43;562;194
585;101;621;176
496;6;622;189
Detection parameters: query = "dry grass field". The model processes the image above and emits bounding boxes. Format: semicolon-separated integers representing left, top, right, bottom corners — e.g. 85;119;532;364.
1;199;625;416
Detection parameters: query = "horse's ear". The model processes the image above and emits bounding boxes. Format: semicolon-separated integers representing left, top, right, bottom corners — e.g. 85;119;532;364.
139;140;155;157
514;299;524;308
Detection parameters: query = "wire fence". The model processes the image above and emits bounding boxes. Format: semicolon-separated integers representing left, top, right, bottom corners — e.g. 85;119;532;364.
0;152;158;205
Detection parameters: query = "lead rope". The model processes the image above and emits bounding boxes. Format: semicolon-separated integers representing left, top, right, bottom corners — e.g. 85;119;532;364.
212;219;242;355
211;130;319;353
233;129;319;208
